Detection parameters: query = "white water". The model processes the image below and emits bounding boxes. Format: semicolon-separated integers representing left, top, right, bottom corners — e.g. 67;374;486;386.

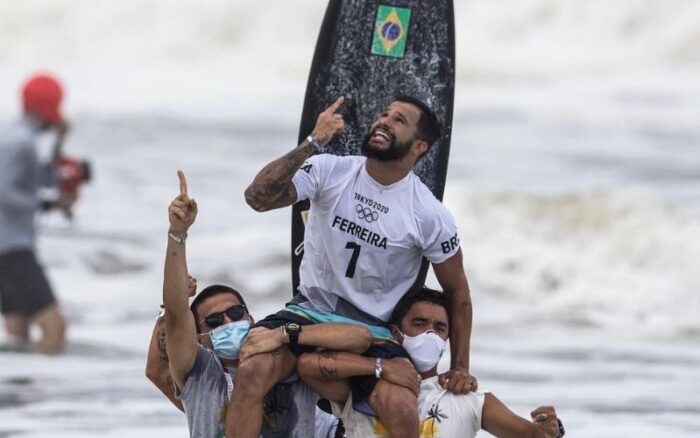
1;1;699;436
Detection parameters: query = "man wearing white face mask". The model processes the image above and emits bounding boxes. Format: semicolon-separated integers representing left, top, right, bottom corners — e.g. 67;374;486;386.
151;170;372;437
298;287;566;438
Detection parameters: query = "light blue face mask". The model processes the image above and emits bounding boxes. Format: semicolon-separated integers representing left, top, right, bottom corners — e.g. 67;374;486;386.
204;320;250;359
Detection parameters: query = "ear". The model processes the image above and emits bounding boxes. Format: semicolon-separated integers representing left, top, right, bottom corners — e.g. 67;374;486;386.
412;139;429;157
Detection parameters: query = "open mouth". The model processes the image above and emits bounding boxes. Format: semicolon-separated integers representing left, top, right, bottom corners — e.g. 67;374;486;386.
370;127;393;145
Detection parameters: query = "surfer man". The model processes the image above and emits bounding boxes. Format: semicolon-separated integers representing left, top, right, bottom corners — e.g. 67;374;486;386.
298;286;566;438
149;170;368;437
228;96;475;438
0;73;69;354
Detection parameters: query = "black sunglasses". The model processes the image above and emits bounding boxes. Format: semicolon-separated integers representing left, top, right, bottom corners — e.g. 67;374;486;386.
201;304;247;328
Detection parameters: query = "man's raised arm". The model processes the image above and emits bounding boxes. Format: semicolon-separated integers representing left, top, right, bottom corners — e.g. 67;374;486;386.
244;96;345;212
163;170;199;390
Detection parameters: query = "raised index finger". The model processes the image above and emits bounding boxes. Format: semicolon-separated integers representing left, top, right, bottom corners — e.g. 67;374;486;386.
324;96;345;114
177;170;188;195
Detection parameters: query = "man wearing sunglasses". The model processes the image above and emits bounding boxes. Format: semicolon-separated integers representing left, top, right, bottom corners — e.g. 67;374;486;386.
152;170;371;437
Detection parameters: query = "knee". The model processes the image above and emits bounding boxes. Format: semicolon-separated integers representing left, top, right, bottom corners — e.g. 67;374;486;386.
234;356;274;400
53;312;67;337
4;315;29;338
296;353;315;380
45;311;67;341
371;384;418;423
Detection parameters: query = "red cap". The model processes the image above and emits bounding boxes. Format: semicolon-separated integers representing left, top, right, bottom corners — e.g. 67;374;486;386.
21;73;64;124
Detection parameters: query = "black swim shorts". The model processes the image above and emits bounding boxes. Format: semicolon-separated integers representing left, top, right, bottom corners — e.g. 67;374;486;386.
0;249;56;316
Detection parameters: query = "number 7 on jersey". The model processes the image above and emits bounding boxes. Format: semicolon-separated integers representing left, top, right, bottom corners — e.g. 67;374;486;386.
344;242;361;278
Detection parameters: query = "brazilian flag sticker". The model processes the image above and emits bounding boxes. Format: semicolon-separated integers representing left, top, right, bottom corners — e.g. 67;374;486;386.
371;5;411;58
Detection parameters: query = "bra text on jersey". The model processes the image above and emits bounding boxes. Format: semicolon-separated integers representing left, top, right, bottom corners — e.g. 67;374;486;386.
441;233;460;254
331;216;388;249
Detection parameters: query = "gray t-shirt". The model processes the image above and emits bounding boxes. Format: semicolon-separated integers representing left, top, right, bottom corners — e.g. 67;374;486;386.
261;370;320;438
177;346;231;438
0;118;42;254
177;346;328;438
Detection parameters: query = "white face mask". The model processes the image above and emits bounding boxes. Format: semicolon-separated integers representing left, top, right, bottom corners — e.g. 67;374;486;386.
400;330;447;372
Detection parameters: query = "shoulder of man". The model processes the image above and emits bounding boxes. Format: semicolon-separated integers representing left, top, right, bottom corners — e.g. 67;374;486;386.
297;153;363;182
187;345;225;379
411;182;454;221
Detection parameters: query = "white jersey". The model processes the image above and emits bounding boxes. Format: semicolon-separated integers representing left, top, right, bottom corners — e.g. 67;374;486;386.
292;154;460;322
332;376;487;438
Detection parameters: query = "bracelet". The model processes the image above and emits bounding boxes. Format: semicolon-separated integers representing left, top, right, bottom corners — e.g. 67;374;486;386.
375;357;383;379
306;134;323;152
168;231;187;244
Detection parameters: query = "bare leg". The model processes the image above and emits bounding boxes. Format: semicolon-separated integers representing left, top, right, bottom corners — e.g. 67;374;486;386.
226;347;297;438
297;352;351;405
369;379;419;438
4;313;30;348
32;304;67;355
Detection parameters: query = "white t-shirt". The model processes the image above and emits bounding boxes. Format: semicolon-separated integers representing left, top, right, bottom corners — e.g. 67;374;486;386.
332;376;487;438
292;154;460;322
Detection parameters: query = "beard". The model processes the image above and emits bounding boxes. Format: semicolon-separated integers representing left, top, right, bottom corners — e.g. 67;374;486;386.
360;131;413;161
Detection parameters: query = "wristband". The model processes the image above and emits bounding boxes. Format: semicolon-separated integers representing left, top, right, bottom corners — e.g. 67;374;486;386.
306;135;323;152
375;357;382;379
168;231;187;244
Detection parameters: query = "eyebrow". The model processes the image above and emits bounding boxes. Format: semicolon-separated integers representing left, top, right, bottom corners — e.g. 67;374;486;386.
411;317;448;330
394;111;408;124
382;108;409;124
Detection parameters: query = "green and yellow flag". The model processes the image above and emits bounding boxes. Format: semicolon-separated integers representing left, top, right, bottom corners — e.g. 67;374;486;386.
371;5;411;58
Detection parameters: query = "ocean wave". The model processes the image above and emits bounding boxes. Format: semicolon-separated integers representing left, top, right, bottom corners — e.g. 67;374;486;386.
1;0;697;72
447;187;700;338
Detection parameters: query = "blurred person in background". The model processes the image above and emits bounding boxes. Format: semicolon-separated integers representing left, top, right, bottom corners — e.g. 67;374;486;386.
0;72;70;354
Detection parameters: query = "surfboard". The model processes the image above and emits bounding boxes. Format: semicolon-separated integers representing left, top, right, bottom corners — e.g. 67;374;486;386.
291;0;456;294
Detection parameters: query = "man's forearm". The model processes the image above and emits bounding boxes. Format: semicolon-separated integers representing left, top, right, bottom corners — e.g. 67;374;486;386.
449;288;472;371
244;141;316;212
162;237;190;313
146;316;184;412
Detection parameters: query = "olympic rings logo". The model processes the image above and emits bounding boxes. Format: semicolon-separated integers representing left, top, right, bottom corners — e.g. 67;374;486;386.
356;204;379;223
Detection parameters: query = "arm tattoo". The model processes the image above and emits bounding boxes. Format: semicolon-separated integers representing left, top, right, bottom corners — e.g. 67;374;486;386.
318;351;339;380
157;330;168;361
245;143;315;211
